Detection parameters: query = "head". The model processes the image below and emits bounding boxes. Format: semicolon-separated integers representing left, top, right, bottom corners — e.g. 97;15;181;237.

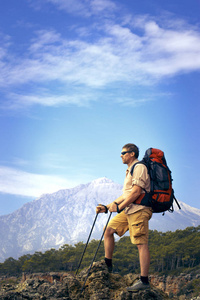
121;143;139;166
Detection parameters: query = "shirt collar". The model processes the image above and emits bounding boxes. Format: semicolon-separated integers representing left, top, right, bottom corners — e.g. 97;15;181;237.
126;159;139;173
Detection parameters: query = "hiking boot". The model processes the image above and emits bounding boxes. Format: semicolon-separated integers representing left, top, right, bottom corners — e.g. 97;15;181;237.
127;279;150;292
107;265;113;273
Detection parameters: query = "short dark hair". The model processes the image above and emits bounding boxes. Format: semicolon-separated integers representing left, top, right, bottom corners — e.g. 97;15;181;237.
122;143;139;158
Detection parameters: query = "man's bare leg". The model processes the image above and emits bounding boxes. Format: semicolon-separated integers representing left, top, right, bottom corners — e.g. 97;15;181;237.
104;226;116;271
127;243;150;292
104;226;116;258
137;244;150;277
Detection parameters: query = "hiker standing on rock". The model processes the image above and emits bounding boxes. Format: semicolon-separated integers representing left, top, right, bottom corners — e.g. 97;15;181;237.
96;143;152;292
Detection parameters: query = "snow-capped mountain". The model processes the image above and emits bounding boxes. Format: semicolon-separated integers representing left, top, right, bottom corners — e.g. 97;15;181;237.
0;177;200;262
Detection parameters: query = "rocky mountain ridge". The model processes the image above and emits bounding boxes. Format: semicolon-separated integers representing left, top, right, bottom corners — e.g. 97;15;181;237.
0;261;200;299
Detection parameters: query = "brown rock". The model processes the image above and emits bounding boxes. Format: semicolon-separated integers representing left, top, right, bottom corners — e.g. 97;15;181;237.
0;261;172;299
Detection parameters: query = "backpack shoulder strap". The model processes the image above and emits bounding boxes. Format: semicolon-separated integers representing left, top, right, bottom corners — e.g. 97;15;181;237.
130;160;147;176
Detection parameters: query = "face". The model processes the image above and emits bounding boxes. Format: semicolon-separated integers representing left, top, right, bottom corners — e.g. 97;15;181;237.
120;148;135;165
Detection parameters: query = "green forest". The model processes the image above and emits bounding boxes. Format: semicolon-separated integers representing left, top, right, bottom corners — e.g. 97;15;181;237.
0;226;200;277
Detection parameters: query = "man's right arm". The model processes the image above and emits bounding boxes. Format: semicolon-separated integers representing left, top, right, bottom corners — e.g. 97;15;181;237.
96;195;124;214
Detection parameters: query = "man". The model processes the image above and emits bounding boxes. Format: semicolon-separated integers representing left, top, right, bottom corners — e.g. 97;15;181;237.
96;143;152;292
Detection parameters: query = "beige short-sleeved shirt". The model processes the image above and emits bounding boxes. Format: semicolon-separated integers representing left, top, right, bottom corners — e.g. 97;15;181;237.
122;159;151;215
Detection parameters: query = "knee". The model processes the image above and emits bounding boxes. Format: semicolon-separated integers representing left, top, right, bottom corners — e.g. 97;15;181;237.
104;226;115;237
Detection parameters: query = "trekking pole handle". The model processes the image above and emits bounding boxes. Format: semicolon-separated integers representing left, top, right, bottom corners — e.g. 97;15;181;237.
97;204;108;213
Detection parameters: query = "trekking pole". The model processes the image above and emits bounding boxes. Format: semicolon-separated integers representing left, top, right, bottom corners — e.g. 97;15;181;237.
75;213;99;276
80;211;112;294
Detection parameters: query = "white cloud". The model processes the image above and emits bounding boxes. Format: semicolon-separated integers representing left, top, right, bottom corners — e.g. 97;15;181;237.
47;0;91;16
90;0;116;14
29;29;62;52
0;166;86;197
46;0;117;17
0;15;200;108
6;91;95;109
139;20;200;76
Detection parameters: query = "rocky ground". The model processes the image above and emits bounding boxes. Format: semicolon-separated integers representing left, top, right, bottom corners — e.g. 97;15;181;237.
0;261;199;299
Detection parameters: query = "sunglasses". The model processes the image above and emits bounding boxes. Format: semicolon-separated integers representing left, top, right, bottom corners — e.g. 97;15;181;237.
121;151;133;155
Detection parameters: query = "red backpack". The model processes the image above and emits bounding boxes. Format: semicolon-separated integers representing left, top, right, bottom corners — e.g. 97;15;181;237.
130;148;181;213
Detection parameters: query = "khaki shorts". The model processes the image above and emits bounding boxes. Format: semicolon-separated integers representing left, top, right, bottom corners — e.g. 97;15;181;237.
108;208;152;244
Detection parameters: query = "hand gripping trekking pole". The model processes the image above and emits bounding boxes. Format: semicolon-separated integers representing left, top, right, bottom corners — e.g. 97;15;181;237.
80;211;112;294
75;213;98;275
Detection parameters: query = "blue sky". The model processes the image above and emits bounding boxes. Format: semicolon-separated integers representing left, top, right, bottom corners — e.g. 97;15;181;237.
0;0;200;215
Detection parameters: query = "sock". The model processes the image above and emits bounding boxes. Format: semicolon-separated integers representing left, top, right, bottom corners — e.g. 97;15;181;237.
105;257;112;268
140;276;149;284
